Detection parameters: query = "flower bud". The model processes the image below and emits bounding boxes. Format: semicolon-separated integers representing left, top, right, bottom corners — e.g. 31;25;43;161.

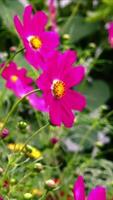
50;137;59;145
1;128;9;139
24;193;33;199
10;46;17;52
45;179;56;189
63;34;70;40
34;163;44;172
10;178;16;184
0;167;3;174
95;141;103;148
3;180;9;188
18;121;28;130
32;189;43;197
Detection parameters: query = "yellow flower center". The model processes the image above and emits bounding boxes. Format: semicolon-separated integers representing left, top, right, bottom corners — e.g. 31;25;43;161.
52;80;66;99
30;36;42;50
11;75;18;82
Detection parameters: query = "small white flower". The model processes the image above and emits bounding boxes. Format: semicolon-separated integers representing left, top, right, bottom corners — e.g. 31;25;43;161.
46;0;72;8
18;0;29;7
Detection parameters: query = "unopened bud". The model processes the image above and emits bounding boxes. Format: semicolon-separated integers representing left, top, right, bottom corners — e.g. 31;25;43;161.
24;193;33;199
63;34;70;40
45;179;56;189
10;46;17;52
95;141;103;148
18;121;28;130
50;137;59;145
34;163;43;172
0;167;3;174
1;128;9;139
10;178;16;184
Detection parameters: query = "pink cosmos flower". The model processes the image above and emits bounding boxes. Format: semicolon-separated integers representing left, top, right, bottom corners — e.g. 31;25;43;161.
106;22;113;48
14;5;59;69
1;62;47;112
37;50;86;128
73;176;106;200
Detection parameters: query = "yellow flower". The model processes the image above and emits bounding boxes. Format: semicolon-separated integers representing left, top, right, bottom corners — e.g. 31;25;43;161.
8;143;42;159
32;188;43;197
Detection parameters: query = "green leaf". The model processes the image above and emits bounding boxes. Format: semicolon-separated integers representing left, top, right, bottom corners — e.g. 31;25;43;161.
84;80;110;110
62;16;100;42
0;0;24;32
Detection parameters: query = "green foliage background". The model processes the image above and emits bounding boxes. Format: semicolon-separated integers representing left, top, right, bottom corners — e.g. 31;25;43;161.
0;0;113;199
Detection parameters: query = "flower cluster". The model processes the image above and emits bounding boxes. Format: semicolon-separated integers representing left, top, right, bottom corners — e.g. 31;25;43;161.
1;4;86;128
73;176;106;200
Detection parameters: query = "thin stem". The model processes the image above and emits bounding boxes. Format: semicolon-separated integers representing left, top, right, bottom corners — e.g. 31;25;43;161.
0;88;40;133
2;123;49;180
61;0;81;34
105;110;113;119
0;48;24;75
7;172;32;197
39;190;48;200
21;122;49;152
80;120;99;146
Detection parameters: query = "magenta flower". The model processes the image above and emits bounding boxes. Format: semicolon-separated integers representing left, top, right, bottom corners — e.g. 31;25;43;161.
1;62;47;112
106;22;113;48
14;5;59;69
2;62;32;98
37;50;86;128
73;176;106;200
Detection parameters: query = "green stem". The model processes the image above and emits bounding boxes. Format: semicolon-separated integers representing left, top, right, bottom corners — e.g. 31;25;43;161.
0;88;40;133
80;120;99;146
61;0;81;34
0;48;24;75
21;122;49;152
2;123;49;181
39;190;48;200
105;110;113;119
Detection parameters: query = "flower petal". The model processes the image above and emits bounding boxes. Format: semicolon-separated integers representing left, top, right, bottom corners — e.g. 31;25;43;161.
31;11;48;34
60;98;74;127
41;31;59;53
64;66;85;88
27;93;48;112
88;186;106;200
14;15;24;38
23;5;32;27
6;81;32;98
36;73;51;91
49;99;62;126
25;49;45;70
73;176;85;200
58;50;77;69
65;89;86;111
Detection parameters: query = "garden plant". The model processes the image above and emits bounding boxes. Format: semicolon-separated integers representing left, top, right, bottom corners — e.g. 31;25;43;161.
0;0;113;199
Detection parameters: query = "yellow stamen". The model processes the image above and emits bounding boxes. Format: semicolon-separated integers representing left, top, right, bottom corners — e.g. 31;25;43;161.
30;36;42;50
52;80;66;99
11;75;18;82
